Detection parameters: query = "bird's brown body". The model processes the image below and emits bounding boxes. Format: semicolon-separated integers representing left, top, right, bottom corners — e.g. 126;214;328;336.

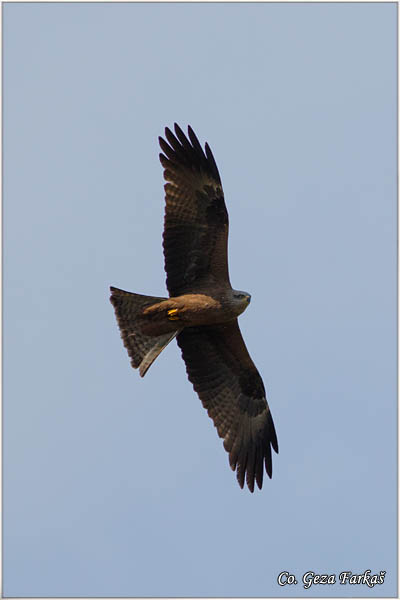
140;292;249;336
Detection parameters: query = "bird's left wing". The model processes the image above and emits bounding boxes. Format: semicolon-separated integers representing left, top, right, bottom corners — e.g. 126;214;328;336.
176;320;278;492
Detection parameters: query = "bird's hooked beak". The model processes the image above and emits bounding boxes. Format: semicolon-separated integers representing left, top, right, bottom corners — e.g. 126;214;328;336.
239;293;251;314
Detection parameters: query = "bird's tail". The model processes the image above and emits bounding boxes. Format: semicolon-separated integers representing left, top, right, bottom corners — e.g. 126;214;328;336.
110;286;181;377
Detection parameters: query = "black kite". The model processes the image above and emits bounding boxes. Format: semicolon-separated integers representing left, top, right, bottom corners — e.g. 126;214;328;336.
110;124;278;491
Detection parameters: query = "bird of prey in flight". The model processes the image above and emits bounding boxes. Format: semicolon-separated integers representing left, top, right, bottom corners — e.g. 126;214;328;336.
110;124;278;491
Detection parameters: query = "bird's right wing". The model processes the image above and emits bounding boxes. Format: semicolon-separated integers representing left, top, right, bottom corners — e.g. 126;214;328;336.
159;124;231;297
176;320;278;492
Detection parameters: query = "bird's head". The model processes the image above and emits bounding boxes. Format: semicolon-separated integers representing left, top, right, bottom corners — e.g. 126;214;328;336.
233;290;251;315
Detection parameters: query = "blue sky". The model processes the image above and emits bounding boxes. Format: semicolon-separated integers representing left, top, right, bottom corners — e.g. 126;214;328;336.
4;2;397;597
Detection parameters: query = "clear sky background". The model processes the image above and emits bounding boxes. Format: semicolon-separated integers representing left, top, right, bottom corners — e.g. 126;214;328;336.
4;2;397;597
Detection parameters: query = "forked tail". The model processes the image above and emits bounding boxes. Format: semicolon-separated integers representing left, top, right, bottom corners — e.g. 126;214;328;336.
110;286;181;377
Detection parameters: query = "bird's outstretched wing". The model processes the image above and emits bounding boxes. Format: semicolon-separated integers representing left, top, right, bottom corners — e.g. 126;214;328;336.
159;124;230;297
176;320;278;492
